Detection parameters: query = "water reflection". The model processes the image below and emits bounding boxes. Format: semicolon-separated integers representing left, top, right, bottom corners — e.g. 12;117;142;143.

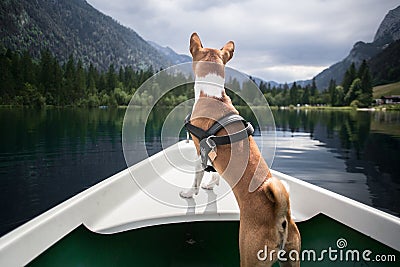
0;108;399;237
271;109;400;216
0;108;127;236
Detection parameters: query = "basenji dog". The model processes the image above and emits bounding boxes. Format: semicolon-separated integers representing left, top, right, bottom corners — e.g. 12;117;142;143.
180;33;301;267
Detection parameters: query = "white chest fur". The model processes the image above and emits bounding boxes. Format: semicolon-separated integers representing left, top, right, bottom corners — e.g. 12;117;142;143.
194;73;225;102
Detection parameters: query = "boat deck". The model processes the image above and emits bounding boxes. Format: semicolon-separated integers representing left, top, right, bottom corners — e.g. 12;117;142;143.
1;141;399;266
90;168;240;234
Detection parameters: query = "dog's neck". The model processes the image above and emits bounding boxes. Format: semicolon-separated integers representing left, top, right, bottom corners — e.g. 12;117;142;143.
194;73;225;103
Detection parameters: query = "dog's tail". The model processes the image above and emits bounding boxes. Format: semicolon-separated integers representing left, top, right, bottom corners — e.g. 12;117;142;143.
263;177;290;211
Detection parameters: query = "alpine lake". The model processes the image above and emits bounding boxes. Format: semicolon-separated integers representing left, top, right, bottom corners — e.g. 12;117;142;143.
0;106;399;237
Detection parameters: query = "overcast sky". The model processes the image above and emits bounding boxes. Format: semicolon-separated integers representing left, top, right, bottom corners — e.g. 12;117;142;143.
86;0;399;83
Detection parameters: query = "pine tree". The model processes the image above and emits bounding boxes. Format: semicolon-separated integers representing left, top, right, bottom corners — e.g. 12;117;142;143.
45;56;63;106
87;63;98;94
123;66;134;92
310;77;317;96
357;60;368;78
271;85;277;97
302;85;311;105
75;59;87;100
334;86;345;106
360;62;372;95
0;50;16;100
97;74;107;93
289;82;298;105
342;63;356;96
259;81;267;94
358;61;373;107
309;78;318;105
20;51;35;87
39;49;54;96
63;55;76;104
345;78;362;106
106;64;117;93
340;61;373;107
328;79;337;106
282;83;288;106
118;66;124;87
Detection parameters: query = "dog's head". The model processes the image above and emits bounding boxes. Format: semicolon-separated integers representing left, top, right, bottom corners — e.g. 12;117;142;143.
189;32;234;78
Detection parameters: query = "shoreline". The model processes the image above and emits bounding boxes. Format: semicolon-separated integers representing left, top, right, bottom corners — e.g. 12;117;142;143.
1;104;399;111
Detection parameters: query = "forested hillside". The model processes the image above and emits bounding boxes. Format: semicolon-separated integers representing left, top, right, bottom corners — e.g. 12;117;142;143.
0;0;391;108
0;47;199;108
0;49;154;107
0;0;171;71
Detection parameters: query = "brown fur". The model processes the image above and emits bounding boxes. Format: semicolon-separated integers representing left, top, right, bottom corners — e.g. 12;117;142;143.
189;33;301;266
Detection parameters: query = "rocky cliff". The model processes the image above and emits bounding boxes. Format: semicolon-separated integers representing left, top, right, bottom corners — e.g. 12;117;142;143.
314;5;400;89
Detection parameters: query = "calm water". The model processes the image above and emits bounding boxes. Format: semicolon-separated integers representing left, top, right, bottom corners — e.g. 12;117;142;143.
0;107;399;236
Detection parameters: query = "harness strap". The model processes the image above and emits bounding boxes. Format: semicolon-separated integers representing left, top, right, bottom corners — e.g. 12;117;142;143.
184;113;210;141
184;112;254;172
184;113;254;142
204;165;217;172
207;113;247;136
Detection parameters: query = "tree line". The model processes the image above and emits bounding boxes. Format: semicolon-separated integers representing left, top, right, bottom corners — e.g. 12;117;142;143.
258;60;373;108
0;48;373;108
0;49;155;108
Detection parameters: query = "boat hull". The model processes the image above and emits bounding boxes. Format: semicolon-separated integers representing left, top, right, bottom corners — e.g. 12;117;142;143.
29;214;399;267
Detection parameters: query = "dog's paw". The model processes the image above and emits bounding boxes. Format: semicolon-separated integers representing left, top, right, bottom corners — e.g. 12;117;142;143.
201;173;220;190
201;181;217;190
179;188;199;198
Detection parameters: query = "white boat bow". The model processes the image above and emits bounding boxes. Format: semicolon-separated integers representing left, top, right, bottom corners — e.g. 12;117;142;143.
0;141;399;266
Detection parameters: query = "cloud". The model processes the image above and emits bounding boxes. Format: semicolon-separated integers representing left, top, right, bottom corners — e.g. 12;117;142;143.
256;65;328;83
86;0;399;83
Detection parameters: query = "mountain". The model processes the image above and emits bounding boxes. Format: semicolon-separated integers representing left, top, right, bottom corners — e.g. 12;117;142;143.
369;39;400;85
148;41;191;65
251;76;280;88
0;0;176;71
313;5;400;90
374;6;400;45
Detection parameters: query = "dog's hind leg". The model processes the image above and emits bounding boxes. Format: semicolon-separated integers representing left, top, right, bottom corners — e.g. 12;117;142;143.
180;156;205;198
201;172;220;190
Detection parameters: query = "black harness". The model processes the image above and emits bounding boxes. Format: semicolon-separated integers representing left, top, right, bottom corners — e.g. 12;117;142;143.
184;112;254;172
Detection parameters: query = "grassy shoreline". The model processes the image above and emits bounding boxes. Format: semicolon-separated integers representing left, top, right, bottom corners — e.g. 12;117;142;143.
271;104;400;111
1;104;400;111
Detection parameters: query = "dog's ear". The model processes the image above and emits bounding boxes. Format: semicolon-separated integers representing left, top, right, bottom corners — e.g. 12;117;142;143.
221;41;235;64
190;32;203;57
